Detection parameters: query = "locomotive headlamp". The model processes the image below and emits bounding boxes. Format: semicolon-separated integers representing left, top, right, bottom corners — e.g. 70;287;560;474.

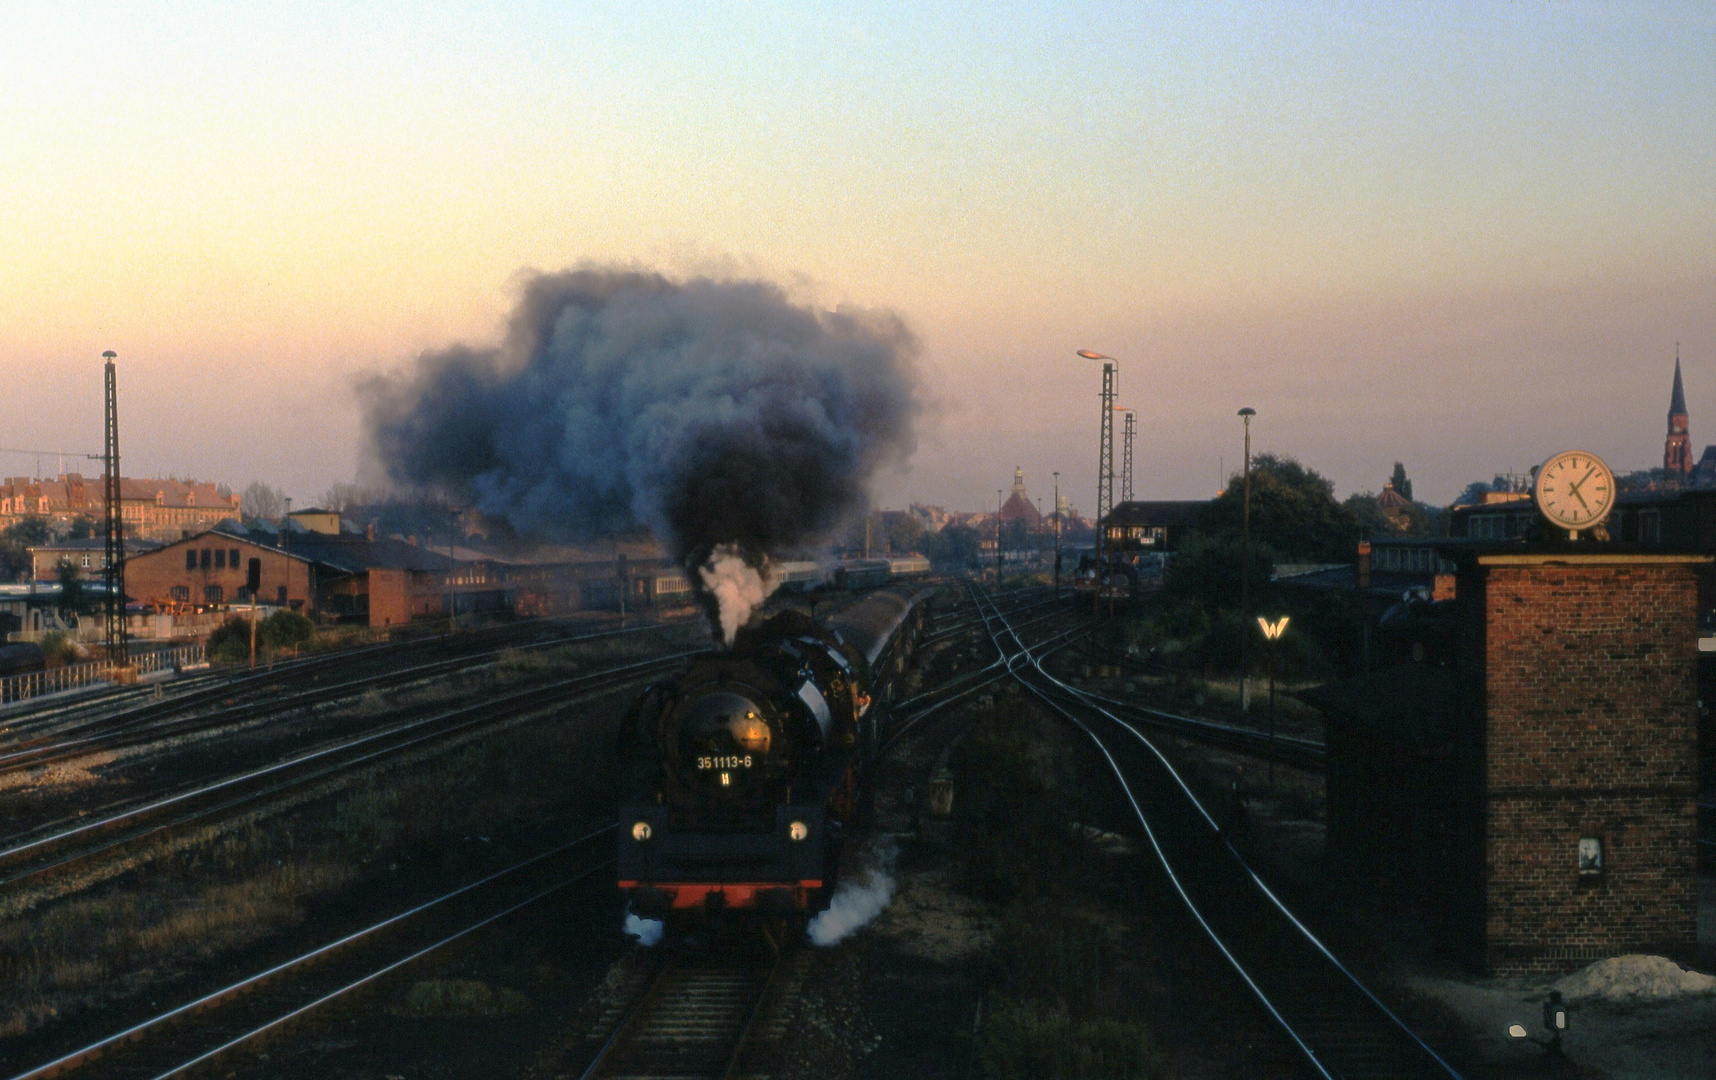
788;821;809;842
631;821;653;842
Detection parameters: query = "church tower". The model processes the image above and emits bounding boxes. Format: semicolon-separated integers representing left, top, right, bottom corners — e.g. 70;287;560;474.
1666;353;1691;474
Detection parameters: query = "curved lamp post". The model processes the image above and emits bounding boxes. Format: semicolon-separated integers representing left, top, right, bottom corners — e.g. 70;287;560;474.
1238;407;1256;712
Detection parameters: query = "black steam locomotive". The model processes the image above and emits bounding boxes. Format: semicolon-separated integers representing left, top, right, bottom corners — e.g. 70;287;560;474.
617;585;929;921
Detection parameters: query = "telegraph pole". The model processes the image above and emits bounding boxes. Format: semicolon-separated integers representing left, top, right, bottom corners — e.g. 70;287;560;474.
1052;471;1061;598
1096;364;1115;614
101;351;128;668
1121;410;1135;503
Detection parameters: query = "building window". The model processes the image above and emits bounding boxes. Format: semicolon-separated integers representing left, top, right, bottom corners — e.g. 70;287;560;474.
80;554;91;568
277;585;288;605
186;549;198;571
170;586;190;602
204;584;223;604
1640;511;1660;543
236;587;253;604
230;548;240;567
200;549;212;570
214;549;226;569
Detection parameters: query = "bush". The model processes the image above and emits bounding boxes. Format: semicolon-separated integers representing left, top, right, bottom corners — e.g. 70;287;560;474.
38;631;75;668
259;610;314;651
206;616;253;664
979;995;1166;1079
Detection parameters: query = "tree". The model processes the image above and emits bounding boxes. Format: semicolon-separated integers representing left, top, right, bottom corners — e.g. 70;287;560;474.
1162;531;1275;612
241;481;286;521
1453;473;1528;507
1345;492;1433;538
55;559;92;619
883;514;925;555
322;481;385;513
1344;494;1396;540
923;524;980;569
0;519;48;582
1389;462;1413;501
1198;454;1359;563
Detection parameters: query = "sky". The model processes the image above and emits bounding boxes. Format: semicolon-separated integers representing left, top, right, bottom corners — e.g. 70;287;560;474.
1;2;1712;516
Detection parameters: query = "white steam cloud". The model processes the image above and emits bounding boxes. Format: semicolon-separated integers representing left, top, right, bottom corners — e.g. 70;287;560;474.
623;913;663;947
807;836;898;946
699;546;781;644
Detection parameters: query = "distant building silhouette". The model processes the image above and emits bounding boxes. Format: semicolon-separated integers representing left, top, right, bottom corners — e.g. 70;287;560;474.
998;465;1042;525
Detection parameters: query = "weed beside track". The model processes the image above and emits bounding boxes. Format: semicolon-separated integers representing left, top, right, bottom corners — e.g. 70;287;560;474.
0;639;653;1056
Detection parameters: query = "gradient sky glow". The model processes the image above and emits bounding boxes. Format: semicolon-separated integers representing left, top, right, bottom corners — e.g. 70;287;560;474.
3;2;1712;514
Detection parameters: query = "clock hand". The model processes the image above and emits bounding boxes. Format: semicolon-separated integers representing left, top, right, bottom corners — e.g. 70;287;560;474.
1570;485;1589;512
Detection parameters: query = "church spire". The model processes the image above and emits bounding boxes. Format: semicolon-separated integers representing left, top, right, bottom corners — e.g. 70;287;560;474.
1666;349;1691;474
1670;350;1688;417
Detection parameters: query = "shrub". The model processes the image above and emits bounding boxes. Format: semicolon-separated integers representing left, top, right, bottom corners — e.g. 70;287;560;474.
206;616;253;663
259;610;314;651
979;995;1165;1080
37;631;75;668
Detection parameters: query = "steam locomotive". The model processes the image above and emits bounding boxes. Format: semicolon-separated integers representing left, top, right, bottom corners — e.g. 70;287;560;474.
617;585;929;922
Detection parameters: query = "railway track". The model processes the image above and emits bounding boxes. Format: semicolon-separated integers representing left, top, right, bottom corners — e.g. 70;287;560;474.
0;615;607;737
2;827;619;1080
578;945;786;1080
0;647;699;912
572;587;1089;1080
969;584;1463;1079
0;619;685;784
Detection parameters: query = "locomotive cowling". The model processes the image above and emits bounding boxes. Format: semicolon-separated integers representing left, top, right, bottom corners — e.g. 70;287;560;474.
617;606;889;919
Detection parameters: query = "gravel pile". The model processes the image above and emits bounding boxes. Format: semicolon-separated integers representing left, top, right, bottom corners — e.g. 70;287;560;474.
1553;955;1716;1005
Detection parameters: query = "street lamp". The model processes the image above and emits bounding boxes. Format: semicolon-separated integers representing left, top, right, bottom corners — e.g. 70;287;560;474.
1238;407;1256;712
997;488;1004;581
1257;615;1289;786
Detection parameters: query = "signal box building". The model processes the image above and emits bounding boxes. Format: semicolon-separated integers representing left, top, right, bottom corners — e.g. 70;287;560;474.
1307;543;1707;975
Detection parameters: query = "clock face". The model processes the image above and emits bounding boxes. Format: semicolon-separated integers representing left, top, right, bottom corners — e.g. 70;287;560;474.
1534;450;1616;532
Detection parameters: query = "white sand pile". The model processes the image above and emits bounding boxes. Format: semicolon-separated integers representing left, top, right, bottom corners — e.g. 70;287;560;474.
1553;955;1716;1005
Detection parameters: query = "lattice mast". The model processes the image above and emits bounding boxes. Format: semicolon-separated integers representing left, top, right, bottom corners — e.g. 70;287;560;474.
1095;361;1115;558
101;351;127;665
1120;409;1135;503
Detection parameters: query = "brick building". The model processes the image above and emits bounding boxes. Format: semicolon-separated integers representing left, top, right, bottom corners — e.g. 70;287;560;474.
1308;546;1706;974
125;530;319;613
28;537;161;581
0;474;239;541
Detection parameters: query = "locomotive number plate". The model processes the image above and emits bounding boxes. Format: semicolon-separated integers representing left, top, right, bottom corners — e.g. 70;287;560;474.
697;755;754;770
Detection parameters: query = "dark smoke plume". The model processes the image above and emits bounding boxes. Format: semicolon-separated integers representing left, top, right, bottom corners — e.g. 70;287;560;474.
358;266;919;638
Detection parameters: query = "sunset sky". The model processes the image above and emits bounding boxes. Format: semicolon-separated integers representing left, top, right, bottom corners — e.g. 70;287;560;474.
2;2;1711;515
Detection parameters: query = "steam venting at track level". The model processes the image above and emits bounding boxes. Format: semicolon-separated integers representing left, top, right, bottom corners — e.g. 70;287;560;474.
358;265;920;643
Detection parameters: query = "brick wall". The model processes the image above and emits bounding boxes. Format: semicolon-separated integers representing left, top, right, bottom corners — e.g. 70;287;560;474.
1479;560;1701;973
126;536;316;615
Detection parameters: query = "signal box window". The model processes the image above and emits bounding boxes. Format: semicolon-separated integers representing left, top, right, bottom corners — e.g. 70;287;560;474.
170;586;190;602
214;549;226;569
230;548;241;568
185;549;197;571
204;585;224;604
200;549;211;570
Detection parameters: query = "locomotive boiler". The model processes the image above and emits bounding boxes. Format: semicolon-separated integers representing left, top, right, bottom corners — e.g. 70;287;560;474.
617;585;928;921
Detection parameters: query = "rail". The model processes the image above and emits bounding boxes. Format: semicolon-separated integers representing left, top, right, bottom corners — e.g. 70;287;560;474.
970;584;1464;1079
